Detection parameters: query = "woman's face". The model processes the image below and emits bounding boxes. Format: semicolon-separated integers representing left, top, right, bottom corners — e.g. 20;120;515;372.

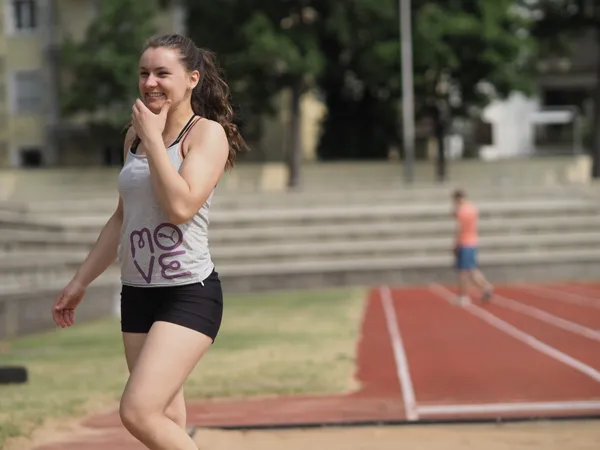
138;46;198;113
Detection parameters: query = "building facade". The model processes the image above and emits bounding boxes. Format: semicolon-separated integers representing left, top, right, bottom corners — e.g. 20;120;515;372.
0;0;184;168
535;0;597;154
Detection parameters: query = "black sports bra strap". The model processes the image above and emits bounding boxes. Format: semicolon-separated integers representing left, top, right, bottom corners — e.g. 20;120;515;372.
130;114;197;154
170;114;197;147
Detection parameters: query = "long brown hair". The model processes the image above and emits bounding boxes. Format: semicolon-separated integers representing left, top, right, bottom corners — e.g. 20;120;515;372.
138;34;246;170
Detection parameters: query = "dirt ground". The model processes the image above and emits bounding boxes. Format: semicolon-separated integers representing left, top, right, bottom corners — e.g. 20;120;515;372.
194;420;600;450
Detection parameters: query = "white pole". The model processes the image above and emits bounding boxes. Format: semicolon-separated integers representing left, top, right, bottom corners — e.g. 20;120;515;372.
400;0;415;183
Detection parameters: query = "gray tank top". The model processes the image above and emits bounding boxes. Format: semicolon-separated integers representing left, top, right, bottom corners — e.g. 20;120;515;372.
117;117;215;287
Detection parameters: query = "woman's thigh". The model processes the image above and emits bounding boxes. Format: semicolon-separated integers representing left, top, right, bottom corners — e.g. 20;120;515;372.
121;321;213;411
122;332;148;372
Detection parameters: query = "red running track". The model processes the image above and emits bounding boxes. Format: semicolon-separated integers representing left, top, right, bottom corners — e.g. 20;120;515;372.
381;282;600;421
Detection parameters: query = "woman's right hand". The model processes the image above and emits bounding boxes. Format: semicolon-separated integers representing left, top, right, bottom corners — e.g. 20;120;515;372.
52;279;87;328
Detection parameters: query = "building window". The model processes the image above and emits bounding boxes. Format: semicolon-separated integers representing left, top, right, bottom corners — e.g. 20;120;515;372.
13;0;37;30
12;70;43;114
7;0;37;33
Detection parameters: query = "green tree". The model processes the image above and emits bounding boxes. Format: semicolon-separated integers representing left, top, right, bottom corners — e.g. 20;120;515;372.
315;1;401;161
315;0;536;181
59;0;160;163
186;0;325;188
413;0;536;180
187;0;536;183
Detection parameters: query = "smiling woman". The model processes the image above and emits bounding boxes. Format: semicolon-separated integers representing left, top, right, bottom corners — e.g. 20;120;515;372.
50;33;248;450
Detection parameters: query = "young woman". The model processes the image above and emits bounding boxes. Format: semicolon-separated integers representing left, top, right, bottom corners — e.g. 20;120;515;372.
52;34;245;449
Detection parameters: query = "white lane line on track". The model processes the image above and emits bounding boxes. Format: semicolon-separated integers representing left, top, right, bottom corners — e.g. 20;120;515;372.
430;284;600;383
490;293;600;342
379;285;418;421
418;400;600;416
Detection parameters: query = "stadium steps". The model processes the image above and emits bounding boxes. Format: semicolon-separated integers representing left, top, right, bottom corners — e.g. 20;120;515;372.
3;181;600;337
3;214;600;252
0;193;600;289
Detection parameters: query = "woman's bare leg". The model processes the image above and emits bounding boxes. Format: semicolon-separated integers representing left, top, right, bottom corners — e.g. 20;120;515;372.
120;323;211;448
122;332;187;428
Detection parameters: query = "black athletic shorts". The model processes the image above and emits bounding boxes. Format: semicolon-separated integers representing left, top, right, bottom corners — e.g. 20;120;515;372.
120;269;223;341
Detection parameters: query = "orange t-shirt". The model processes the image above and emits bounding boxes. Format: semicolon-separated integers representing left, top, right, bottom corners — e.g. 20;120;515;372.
456;202;478;246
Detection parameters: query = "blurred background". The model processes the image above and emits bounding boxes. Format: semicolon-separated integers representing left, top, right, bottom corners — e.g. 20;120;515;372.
2;1;600;449
0;0;597;175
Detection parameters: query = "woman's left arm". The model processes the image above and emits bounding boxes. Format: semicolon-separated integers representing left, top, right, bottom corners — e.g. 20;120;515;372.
145;119;229;224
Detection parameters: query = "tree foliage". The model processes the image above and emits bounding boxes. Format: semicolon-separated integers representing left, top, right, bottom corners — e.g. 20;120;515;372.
315;1;401;160
186;1;326;186
185;0;276;120
528;0;598;52
59;0;159;131
187;1;325;110
186;0;537;171
412;0;535;114
317;0;536;164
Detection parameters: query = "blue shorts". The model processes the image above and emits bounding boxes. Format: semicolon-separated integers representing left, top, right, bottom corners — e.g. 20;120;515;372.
456;246;478;270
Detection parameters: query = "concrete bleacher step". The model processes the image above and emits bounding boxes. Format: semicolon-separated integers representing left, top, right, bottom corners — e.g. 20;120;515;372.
0;266;120;295
209;187;595;213
0;250;88;278
0;210;65;231
17;198;600;233
214;247;600;292
209;215;600;244
210;231;600;264
207;200;600;231
218;247;600;277
3;214;600;252
4;229;600;289
5;184;595;215
1;155;592;201
0;268;121;340
4;243;600;295
0;228;98;251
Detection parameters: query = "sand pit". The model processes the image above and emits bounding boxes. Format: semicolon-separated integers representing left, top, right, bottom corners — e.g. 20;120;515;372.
194;420;600;450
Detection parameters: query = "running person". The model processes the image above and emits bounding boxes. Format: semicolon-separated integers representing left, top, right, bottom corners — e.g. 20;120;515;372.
452;189;493;306
51;34;246;449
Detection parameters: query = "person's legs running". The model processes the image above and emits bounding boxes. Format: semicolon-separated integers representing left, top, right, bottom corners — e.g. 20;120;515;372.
119;321;213;450
457;270;471;305
470;269;494;302
464;247;494;302
455;246;474;305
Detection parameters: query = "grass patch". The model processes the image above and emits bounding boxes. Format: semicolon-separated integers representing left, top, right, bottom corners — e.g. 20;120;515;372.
0;286;366;447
